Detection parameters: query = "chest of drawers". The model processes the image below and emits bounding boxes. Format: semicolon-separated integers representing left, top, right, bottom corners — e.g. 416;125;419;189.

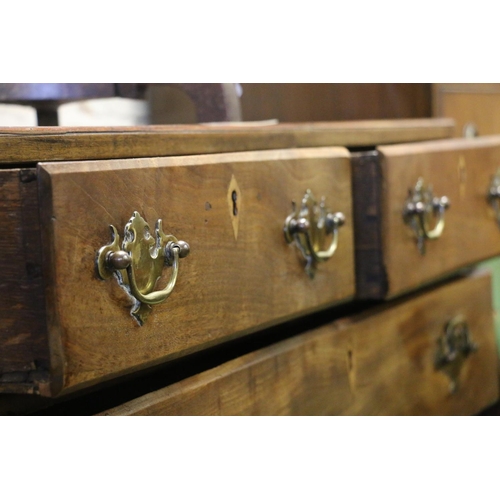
1;118;498;415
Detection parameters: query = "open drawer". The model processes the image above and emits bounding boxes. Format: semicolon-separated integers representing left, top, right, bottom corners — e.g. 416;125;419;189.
353;135;500;299
11;147;354;396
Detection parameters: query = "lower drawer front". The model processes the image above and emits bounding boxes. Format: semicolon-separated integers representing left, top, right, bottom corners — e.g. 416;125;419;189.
100;272;498;415
39;147;354;395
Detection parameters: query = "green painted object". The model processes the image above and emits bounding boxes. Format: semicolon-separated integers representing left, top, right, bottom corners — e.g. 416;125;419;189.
478;256;500;355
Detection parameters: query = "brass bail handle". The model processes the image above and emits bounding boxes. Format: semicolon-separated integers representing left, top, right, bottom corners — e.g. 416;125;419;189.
403;178;450;255
284;189;345;278
122;239;190;305
435;315;477;394
97;211;190;324
487;168;500;227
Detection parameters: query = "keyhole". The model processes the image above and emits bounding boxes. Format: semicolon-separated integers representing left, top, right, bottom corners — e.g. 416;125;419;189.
232;190;238;216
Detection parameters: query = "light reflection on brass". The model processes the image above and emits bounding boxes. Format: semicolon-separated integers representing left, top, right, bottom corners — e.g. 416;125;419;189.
403;178;450;255
435;315;477;394
284;189;345;278
97;211;189;325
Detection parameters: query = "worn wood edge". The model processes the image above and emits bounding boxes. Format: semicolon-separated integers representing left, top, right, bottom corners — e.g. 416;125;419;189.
0;168;51;396
377;134;500;157
286;119;454;147
382;254;500;300
38;146;352;174
433;84;500;95
37;166;65;396
98;271;498;416
6;293;368;415
54;294;356;398
96;324;342;416
18;171;51;397
351;151;388;299
383;266;484;302
0;119;456;136
0;119;455;165
0;369;50;395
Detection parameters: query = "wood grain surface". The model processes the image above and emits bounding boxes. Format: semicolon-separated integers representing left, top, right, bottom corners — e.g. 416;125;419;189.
433;84;500;137
377;135;500;298
0;119;454;165
100;272;499;416
351;151;388;299
241;84;432;122
39;148;355;395
0;169;50;395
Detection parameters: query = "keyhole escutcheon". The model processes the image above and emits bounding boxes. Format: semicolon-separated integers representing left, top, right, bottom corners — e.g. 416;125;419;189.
227;174;241;240
232;190;238;216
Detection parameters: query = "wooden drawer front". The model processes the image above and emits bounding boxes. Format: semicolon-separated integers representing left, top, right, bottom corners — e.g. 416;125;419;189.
375;136;500;298
38;147;354;395
100;272;498;416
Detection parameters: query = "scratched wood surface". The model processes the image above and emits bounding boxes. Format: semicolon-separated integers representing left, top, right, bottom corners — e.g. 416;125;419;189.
376;135;500;298
39;147;355;395
100;272;499;416
0;119;454;165
0;169;50;395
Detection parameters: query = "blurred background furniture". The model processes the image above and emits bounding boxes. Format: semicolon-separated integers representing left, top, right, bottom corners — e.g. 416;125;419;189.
0;83;434;126
0;83;242;125
433;83;500;137
240;83;432;122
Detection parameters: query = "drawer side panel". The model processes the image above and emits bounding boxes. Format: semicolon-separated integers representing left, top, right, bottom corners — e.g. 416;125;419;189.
0;169;50;394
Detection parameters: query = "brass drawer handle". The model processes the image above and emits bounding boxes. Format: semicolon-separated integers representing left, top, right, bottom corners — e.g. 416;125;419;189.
435;315;477;393
403;178;450;255
487;169;500;226
97;211;189;325
284;189;345;278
